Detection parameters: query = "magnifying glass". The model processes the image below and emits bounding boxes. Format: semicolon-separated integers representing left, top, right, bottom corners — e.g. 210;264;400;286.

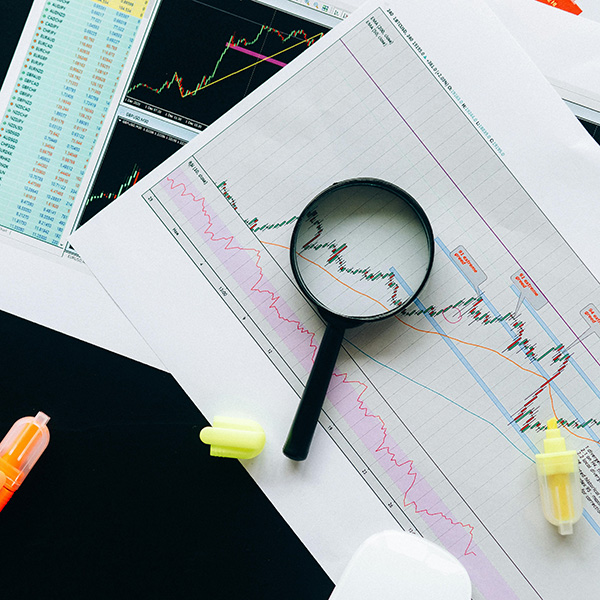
283;178;434;461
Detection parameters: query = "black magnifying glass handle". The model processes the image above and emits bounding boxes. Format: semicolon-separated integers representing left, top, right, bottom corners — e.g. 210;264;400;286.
283;323;346;461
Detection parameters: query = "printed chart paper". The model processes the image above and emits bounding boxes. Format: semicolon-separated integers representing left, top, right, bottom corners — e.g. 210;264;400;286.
72;0;600;597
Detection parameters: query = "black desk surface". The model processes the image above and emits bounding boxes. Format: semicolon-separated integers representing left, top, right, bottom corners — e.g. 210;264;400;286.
1;4;333;599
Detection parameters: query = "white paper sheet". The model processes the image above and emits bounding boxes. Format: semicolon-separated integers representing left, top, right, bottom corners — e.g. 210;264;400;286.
2;0;600;373
555;0;600;22
487;0;600;112
70;0;600;597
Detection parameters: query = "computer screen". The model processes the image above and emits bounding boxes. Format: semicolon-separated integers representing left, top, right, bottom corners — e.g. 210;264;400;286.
0;0;351;251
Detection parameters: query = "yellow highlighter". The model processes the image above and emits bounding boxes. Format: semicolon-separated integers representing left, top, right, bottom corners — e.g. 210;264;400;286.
535;418;582;535
200;417;265;459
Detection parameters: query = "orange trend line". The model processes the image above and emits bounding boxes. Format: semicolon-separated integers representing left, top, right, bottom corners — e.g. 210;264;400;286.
263;241;547;379
263;241;392;312
396;319;596;443
397;318;544;380
261;241;596;444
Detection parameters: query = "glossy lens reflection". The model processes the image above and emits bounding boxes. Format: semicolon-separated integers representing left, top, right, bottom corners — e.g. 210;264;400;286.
291;181;432;320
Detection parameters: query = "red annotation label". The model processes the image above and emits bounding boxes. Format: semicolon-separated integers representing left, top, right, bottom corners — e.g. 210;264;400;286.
583;305;600;324
513;272;539;297
511;270;547;313
450;245;487;292
535;0;582;16
454;248;477;273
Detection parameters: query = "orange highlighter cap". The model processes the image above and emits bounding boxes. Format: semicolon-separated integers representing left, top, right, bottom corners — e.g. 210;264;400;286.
0;412;50;512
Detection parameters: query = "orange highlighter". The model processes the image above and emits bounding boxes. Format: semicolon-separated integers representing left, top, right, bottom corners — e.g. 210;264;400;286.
0;412;50;513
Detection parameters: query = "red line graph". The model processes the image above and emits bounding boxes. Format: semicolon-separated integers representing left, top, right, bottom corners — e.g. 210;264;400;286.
165;175;319;362
164;174;478;556
332;368;477;555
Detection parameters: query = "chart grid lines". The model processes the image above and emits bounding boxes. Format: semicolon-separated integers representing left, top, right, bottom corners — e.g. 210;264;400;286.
81;6;600;598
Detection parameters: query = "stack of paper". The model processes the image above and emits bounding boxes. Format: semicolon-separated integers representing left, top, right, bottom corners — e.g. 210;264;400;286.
70;0;600;598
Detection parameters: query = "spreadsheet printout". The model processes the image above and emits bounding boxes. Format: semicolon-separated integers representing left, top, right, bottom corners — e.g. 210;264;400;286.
71;0;600;597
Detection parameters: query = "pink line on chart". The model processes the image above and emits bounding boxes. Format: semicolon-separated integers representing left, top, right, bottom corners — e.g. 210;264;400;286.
162;171;318;375
159;170;518;598
327;372;518;599
227;43;287;68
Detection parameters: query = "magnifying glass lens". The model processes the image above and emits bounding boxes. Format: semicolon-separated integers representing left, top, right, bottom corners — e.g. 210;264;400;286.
293;184;431;318
284;179;433;461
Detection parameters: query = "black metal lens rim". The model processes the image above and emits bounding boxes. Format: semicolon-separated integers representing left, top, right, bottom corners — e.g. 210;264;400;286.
289;177;435;324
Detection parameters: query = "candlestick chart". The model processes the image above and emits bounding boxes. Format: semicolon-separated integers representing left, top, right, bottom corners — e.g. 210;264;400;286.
82;164;141;226
202;180;600;455
76;0;328;234
174;168;600;458
126;10;600;597
77;119;184;228
290;190;432;317
146;154;600;599
171;168;600;453
123;0;329;129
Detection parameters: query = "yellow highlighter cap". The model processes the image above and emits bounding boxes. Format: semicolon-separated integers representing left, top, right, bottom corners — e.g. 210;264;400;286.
542;418;567;454
535;419;582;535
200;417;265;459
